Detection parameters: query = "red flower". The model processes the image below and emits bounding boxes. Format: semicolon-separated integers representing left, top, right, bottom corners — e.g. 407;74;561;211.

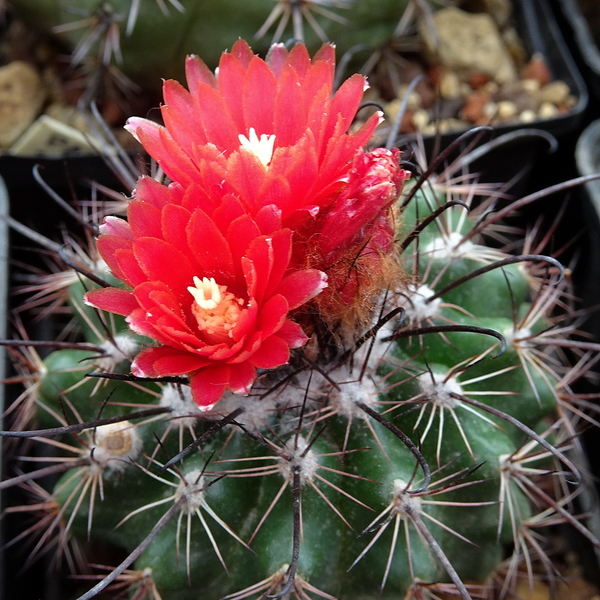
87;41;408;409
85;177;327;410
124;40;409;324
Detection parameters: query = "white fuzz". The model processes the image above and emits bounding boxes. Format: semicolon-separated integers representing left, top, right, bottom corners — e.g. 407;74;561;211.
213;392;276;430
418;372;463;409
89;421;142;471
329;378;378;419
96;334;139;371
175;469;206;514
391;478;422;517
160;384;203;426
503;326;534;348
424;232;474;260
278;436;319;485
398;284;441;322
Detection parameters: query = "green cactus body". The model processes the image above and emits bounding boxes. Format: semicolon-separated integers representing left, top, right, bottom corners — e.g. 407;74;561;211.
10;0;407;88
18;175;580;599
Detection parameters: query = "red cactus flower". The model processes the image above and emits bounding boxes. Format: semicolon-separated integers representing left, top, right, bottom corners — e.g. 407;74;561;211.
87;40;408;409
85;177;327;410
124;39;409;324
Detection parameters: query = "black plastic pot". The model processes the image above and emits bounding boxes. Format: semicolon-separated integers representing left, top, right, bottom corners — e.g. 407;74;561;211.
557;0;600;100
395;0;589;197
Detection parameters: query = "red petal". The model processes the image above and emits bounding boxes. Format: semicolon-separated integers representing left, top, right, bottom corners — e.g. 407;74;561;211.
84;288;138;316
287;43;311;81
100;216;133;239
265;43;288;78
258;294;288;338
313;44;336;81
133;237;196;296
274;64;304;146
128;201;163;239
217;52;247;133
134;176;177;210
231;39;255;68
135;125;198;185
326;73;366;144
243;56;276;135
275;269;328;310
186;209;235;281
133;346;208;377
226;214;261;268
227;149;269;214
162;79;208;152
113;248;147;287
190;366;230;409
194;83;240;152
185;54;217;89
277;319;308;348
97;236;139;286
254;204;283;234
248;335;290;369
161;204;192;253
228;362;257;395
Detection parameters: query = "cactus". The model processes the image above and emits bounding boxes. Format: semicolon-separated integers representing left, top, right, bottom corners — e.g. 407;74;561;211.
3;40;599;600
8;0;406;91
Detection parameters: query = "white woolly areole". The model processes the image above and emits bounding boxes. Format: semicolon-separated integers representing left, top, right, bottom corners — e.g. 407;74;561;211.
329;378;378;419
160;384;203;425
391;478;422;516
503;326;534;348
424;232;474;260
97;334;139;371
398;284;441;322
278;436;319;485
89;421;142;471
213;392;276;430
175;469;206;514
498;453;525;474
418;372;463;409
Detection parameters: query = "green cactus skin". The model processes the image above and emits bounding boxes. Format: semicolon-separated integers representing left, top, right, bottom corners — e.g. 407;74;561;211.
9;169;593;600
9;0;407;88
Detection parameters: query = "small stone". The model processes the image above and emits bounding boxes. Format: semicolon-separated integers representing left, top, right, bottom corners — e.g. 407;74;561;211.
483;101;499;118
536;80;571;105
521;78;541;94
438;70;461;99
412;109;430;130
538;101;559;119
496;100;518;120
385;99;417;127
520;53;551;86
482;81;500;96
468;72;490;90
420;7;517;84
519;109;537;123
461;92;490;123
0;61;47;148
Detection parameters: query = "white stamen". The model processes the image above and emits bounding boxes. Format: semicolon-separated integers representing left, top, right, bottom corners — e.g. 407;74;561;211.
238;127;276;167
188;276;222;309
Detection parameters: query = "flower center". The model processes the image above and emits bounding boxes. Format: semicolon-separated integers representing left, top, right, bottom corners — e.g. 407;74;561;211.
238;127;276;167
187;276;244;342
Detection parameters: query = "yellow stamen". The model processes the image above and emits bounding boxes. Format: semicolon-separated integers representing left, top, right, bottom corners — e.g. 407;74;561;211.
188;277;244;343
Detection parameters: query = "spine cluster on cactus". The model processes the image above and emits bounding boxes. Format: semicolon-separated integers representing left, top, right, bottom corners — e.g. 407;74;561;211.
2;40;599;600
